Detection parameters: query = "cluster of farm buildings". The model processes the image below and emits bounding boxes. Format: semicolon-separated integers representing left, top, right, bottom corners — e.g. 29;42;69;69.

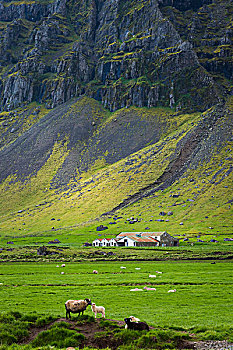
92;232;179;247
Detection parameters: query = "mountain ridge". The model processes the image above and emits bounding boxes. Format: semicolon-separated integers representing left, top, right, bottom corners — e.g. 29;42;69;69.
0;0;232;241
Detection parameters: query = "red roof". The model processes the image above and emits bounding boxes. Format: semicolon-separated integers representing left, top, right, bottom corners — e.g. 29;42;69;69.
118;235;159;243
117;232;165;239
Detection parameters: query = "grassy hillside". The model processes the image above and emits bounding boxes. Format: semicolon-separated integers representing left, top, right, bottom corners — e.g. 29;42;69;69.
0;96;232;249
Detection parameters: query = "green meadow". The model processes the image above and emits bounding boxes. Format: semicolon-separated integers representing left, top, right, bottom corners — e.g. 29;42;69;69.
0;260;232;329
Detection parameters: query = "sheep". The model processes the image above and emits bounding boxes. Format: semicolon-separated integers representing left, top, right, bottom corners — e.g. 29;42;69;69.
93;270;98;274
143;286;156;291
125;316;140;329
130;288;143;291
91;302;105;318
168;289;176;293
65;298;91;319
124;317;149;331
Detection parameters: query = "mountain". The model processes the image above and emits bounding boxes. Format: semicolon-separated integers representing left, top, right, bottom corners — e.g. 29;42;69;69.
0;0;232;240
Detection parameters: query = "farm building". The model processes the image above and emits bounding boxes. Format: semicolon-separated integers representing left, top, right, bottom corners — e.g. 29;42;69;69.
92;238;118;247
116;234;159;247
92;232;179;247
116;232;179;247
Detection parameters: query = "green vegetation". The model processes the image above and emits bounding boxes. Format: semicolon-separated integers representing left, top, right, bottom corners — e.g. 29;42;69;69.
0;97;232;250
0;261;232;328
0;260;232;349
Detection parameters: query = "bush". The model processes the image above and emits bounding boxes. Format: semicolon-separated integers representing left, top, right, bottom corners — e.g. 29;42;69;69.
74;314;95;323
32;326;85;348
51;321;71;329
0;314;30;345
35;315;56;327
135;333;158;348
0;330;17;345
9;311;22;319
114;329;145;344
21;314;38;323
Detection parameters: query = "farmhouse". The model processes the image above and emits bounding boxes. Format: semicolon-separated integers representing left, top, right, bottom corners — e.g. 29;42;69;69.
92;238;118;247
116;232;179;247
92;232;179;247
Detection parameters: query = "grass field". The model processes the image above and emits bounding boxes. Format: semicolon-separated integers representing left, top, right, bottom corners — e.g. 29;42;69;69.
0;260;232;329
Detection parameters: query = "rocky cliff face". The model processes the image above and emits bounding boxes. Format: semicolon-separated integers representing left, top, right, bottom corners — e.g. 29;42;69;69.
0;0;232;112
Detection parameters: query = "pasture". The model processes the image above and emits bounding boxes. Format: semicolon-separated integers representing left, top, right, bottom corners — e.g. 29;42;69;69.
0;260;232;329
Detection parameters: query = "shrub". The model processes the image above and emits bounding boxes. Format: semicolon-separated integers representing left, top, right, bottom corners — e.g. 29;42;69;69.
21;314;38;323
51;321;71;328
75;314;95;323
0;330;17;345
114;329;145;344
35;315;56;327
9;311;22;319
135;333;158;348
99;319;119;328
0;314;30;345
32;326;85;348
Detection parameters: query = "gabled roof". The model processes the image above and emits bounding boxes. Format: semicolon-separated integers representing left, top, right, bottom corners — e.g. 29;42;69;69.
117;232;166;238
117;235;159;243
93;237;114;242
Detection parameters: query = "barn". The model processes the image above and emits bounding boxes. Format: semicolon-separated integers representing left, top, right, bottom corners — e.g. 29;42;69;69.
116;232;179;247
116;234;159;247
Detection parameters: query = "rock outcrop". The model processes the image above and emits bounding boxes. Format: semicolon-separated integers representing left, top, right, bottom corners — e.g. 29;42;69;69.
0;0;232;111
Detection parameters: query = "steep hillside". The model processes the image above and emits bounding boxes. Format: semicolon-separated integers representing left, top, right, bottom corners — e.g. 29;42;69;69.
0;96;232;241
0;0;232;244
0;0;232;112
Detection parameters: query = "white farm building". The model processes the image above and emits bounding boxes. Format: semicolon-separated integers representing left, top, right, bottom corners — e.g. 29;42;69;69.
92;232;179;247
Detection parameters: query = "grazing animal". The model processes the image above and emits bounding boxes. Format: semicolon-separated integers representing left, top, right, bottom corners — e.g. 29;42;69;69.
130;288;143;291
91;303;105;318
168;289;176;293
125;316;140;329
143;286;156;291
130;316;140;322
65;298;91;319
93;270;98;274
124;317;149;331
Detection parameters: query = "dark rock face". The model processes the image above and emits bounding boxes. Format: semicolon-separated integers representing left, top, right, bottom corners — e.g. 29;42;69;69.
0;0;232;112
158;0;213;12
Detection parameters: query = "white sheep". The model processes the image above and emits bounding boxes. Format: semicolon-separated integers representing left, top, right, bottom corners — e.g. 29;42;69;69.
143;286;156;291
93;270;98;274
91;303;105;318
65;298;92;319
130;288;143;291
168;289;176;293
61;264;66;267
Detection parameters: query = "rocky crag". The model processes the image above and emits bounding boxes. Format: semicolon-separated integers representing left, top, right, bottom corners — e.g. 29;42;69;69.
0;0;232;236
0;0;232;112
